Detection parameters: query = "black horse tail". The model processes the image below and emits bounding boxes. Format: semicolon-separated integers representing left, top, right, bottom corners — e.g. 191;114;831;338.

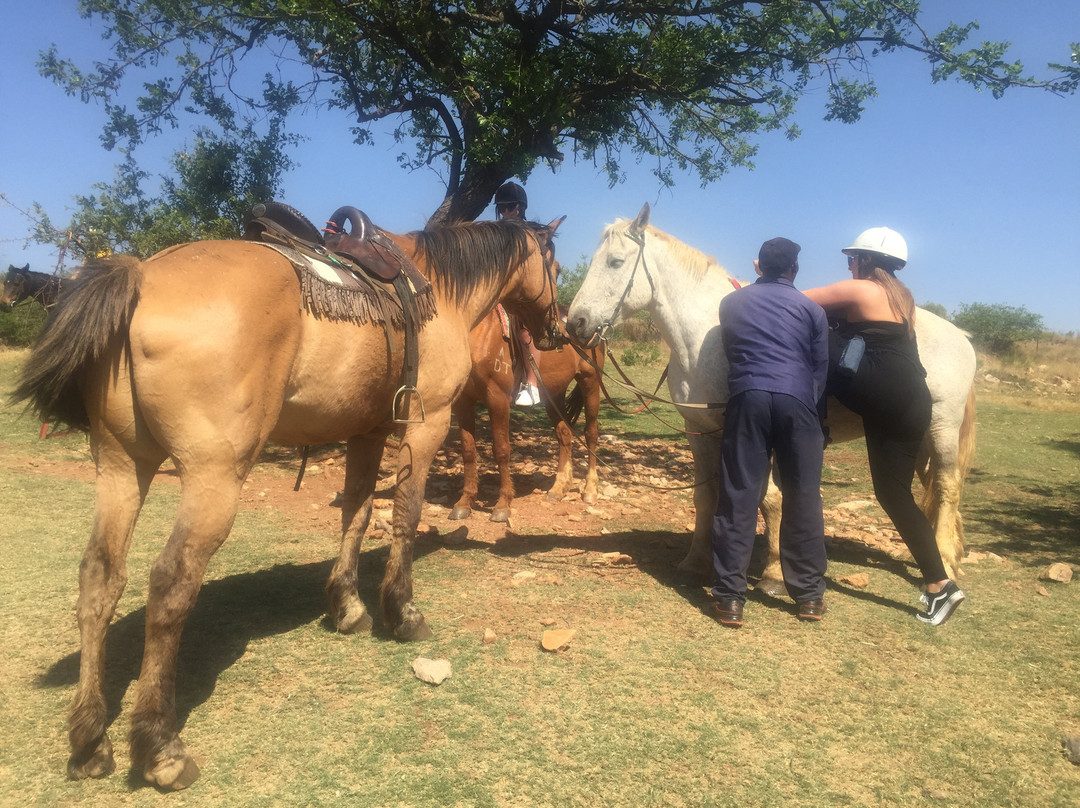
11;255;142;430
561;380;584;425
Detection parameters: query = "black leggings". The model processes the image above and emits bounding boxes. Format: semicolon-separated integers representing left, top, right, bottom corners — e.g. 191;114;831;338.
863;416;948;583
831;332;948;583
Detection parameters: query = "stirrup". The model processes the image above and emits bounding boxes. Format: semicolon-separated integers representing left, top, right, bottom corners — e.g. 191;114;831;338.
392;385;426;424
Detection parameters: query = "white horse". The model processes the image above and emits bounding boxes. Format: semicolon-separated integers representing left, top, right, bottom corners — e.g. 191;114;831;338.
565;204;976;591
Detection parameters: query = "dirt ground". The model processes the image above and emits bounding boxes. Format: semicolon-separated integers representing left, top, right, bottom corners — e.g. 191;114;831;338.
16;419;914;578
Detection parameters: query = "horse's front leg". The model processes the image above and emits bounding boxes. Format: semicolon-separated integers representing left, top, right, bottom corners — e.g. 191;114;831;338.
326;433;388;633
580;380;601;505
677;432;719;584
755;467;786;597
68;443;158;781
487;390;514;522
449;399;479;520
381;412;452;641
129;474;244;791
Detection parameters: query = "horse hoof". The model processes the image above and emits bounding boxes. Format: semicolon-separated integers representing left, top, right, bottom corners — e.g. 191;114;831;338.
675;556;711;587
490;508;511;523
545;489;566;502
336;609;373;635
394;617;434;642
448;505;472;520
67;737;116;780
754;578;787;599
145;754;201;791
581;491;598;505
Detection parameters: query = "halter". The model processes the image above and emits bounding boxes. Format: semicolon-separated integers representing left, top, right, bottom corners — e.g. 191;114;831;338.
593;227;655;343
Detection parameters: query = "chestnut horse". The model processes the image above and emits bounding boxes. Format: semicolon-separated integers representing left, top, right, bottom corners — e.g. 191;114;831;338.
13;218;561;790
450;306;605;521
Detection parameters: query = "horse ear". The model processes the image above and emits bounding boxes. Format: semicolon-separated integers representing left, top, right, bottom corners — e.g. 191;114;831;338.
544;215;567;236
629;203;650;237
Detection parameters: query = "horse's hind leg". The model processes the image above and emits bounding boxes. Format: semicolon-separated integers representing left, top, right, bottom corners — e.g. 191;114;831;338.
129;470;247;790
326;433;387;633
381;413;453;641
68;439;161;780
545;413;575;501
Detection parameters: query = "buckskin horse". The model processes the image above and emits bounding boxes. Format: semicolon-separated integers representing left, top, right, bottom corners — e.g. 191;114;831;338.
13;215;562;790
450;305;605;522
564;204;976;592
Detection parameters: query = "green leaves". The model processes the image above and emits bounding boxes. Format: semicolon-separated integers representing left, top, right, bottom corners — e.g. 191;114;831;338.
36;2;1080;224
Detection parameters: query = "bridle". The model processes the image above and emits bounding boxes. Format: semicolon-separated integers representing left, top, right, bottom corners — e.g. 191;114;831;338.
590;227;655;345
520;222;563;348
573;226;728;431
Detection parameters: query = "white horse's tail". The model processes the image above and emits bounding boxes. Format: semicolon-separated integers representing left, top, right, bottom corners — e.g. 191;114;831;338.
919;385;977;563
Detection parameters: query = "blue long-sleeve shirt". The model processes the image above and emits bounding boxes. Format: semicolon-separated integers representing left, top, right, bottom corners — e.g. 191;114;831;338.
719;276;829;414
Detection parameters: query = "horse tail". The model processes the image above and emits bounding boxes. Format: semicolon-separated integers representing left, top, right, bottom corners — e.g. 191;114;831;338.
919;384;976;556
561;381;584;425
11;255;142;430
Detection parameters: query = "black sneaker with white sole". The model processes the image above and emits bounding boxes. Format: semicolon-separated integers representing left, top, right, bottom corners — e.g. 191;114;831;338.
917;581;965;626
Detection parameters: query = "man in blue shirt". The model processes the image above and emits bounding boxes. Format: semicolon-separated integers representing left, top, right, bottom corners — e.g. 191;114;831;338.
710;237;829;627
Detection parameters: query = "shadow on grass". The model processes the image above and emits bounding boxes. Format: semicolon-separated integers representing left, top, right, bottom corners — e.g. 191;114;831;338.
484;524;926;620
34;536;454;734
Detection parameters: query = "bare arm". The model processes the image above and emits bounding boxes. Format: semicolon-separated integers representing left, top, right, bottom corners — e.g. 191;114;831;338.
803;279;898;322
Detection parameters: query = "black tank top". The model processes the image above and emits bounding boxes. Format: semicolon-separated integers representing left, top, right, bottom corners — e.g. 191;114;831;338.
828;320;931;439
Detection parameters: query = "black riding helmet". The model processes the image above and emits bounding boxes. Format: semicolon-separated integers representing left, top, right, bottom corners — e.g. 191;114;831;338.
494;181;528;212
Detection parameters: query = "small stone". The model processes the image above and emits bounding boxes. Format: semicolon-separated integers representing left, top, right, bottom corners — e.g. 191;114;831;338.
513;570;537;580
482;628;497;644
539;617;557;626
1062;736;1080;765
1040;563;1073;583
1036;585;1050;597
411;657;452;685
839;573;870;589
541;629;577;652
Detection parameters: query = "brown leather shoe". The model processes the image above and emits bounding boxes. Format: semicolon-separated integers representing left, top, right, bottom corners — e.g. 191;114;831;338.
710;598;744;628
796;598;827;621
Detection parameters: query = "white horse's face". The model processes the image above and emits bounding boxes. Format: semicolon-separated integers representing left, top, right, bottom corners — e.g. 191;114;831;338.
566;205;655;348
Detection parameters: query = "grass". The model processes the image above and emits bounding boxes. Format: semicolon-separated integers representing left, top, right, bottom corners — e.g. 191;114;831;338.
1;347;1079;807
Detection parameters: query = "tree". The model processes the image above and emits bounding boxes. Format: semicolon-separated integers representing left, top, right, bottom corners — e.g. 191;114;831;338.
40;2;1080;225
951;302;1045;355
34;120;298;259
919;301;949;320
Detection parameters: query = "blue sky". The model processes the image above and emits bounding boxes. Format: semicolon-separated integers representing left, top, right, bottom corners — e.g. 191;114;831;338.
2;2;1078;333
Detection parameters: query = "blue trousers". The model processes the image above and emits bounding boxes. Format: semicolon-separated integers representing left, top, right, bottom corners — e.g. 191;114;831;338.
711;390;827;603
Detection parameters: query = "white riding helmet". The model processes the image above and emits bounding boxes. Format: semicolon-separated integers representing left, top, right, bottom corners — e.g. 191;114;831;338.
842;227;908;267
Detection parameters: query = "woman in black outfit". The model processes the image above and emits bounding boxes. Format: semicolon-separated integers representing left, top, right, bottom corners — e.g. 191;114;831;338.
804;228;964;626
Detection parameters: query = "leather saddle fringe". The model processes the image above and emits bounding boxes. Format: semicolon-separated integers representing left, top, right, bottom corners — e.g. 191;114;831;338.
243;202;436;329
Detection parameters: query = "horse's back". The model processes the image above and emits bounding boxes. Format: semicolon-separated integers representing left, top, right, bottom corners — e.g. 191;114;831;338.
914;308;977;418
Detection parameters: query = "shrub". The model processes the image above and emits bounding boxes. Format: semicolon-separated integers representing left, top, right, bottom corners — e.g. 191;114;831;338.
0;302;47;347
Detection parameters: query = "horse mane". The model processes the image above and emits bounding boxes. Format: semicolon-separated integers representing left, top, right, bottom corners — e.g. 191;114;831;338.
645;225;729;283
411;220;535;306
603;219;731;284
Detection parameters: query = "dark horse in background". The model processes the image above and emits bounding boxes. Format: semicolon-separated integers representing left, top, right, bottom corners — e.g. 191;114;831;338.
450;305;605;522
12;216;562;790
1;264;64;310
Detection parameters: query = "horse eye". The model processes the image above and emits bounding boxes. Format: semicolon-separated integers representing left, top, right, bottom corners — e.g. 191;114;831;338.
608;257;625;269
